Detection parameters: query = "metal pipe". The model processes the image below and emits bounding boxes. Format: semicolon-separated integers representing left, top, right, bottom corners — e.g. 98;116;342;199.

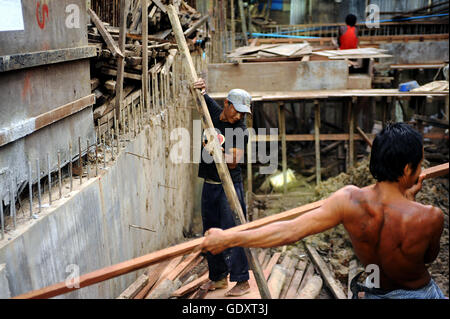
47;153;52;205
36;159;41;213
28;161;33;217
57;151;62;199
78;137;82;185
86;139;90;179
69;142;73;192
10;174;16;229
0;200;4;239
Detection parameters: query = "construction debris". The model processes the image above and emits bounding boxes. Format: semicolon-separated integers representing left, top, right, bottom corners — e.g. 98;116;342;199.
227;43;313;61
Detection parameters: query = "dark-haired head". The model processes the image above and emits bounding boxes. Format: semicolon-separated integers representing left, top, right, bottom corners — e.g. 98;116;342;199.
370;122;423;182
345;14;357;26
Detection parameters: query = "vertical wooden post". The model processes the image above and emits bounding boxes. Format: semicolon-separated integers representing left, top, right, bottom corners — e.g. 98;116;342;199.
115;0;129;121
246;110;253;219
238;0;248;45
446;94;449;120
314;100;321;184
278;103;287;193
142;0;149;111
167;5;271;299
230;0;236;50
349;97;355;169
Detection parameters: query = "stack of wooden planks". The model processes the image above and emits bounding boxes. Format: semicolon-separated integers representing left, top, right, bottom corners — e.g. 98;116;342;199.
87;0;208;136
226;43;313;62
312;47;391;59
118;244;351;299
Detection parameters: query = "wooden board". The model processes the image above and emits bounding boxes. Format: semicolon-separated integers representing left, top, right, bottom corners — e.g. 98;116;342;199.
207;60;348;93
306;244;347;299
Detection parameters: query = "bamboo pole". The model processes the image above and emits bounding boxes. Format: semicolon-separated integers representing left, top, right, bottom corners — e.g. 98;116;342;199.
142;0;149;111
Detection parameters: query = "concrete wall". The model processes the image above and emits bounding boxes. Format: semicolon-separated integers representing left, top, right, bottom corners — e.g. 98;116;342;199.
0;109;195;298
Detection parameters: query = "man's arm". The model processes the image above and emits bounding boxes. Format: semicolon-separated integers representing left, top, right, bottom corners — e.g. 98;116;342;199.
201;186;355;255
424;206;444;264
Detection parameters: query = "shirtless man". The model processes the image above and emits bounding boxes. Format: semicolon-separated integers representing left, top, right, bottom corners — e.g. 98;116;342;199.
200;122;446;299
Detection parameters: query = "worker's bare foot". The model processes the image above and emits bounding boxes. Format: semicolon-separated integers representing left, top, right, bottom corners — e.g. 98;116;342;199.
201;277;228;291
225;281;250;297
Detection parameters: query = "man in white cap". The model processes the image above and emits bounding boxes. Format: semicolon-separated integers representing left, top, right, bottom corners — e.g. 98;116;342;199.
193;78;252;297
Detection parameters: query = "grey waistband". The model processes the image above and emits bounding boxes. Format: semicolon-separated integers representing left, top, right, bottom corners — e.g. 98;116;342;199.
205;179;222;184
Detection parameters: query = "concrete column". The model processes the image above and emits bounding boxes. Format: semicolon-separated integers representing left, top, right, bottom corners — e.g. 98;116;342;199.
0;264;11;299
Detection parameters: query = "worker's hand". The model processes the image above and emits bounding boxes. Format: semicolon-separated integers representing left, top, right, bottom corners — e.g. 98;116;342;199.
405;173;425;201
193;78;207;95
200;228;228;255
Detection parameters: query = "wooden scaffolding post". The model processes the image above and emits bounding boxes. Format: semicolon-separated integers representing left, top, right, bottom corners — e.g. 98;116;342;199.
314;100;321;184
278;102;287;193
348;97;356;169
230;0;236;50
246;109;253;216
167;5;271;299
238;0;248;45
115;0;129;121
142;0;149;111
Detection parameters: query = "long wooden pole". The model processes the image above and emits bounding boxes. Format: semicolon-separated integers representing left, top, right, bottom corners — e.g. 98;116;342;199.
238;0;248;45
12;163;448;299
166;5;271;299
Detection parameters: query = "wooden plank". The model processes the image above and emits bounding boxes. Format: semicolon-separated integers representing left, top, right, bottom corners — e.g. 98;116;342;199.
297;262;314;292
88;8;123;58
117;274;148;299
207;61;348;93
305;244;346;299
347;260;358;299
0;94;95;147
297;275;323;299
284;260;307;299
152;0;167;13
356;126;373;147
134;259;172;299
172;273;209;297
13;164;448;299
184;15;209;37
167;251;201;281
177;255;204;283
208;89;449;100
264;252;281;279
423;163;449;179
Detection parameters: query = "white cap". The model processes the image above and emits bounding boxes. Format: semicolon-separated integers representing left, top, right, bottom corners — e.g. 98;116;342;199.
226;89;252;114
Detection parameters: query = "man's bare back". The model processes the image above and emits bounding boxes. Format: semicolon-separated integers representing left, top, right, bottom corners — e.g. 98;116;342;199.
339;184;443;290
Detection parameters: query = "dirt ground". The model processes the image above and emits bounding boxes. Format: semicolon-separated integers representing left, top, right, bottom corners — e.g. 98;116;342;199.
253;157;449;297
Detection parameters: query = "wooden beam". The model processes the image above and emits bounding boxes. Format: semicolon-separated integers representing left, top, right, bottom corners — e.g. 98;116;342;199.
167;4;272;299
13;163;448;299
0;94;95;147
114;0;130;121
306;244;347;299
356;126;373;147
184;15;209;37
238;0;248;45
314;100;321;184
278;103;287;193
88;8;123;58
117;274;148;299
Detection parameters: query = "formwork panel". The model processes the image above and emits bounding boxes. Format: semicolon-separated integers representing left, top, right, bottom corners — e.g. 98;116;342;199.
0;0;94;203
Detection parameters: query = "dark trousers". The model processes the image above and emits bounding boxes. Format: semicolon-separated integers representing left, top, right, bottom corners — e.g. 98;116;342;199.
201;181;250;282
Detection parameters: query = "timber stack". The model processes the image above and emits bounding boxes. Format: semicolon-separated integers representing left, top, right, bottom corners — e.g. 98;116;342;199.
87;0;209;137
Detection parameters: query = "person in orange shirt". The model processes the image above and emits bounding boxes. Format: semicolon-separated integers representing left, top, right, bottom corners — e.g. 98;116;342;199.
338;14;358;50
